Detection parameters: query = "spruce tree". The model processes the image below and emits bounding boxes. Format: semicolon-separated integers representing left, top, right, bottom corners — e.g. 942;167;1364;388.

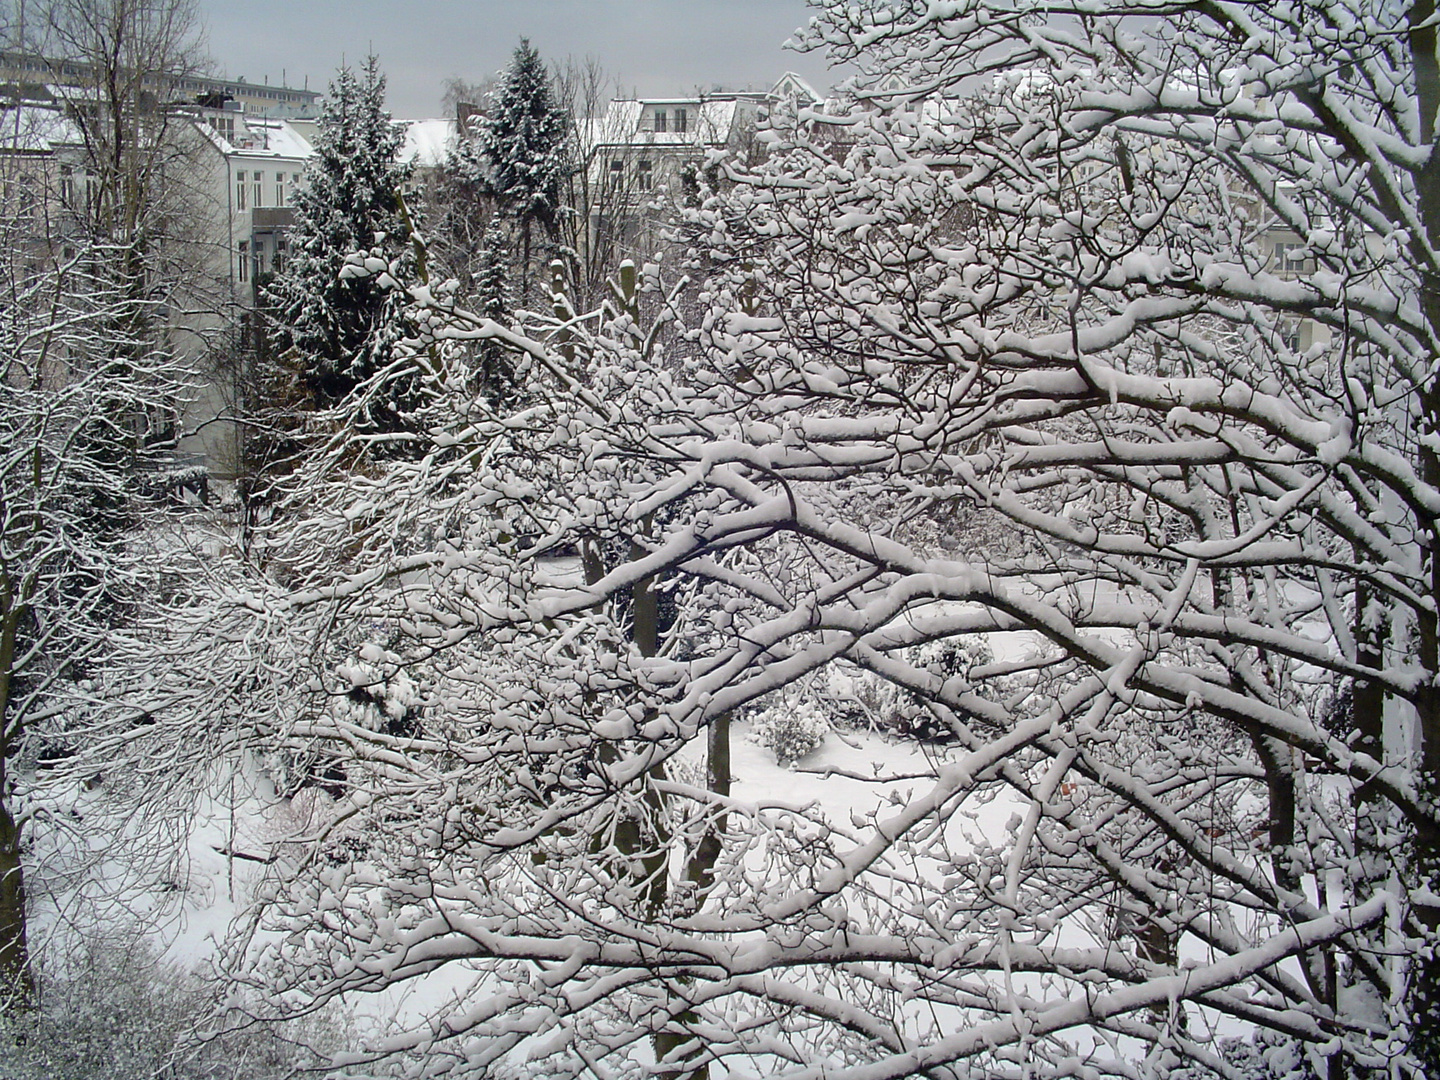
268;55;412;410
472;220;517;407
477;39;571;298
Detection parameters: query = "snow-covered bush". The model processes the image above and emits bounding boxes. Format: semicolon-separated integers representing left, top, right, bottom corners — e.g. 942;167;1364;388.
336;641;421;736
0;935;348;1079
844;640;997;743
749;699;830;766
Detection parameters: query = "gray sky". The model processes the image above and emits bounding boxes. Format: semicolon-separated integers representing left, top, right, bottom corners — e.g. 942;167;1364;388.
197;1;839;119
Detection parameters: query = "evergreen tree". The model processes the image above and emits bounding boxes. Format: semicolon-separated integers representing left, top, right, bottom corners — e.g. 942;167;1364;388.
471;220;517;407
267;56;412;410
476;39;570;298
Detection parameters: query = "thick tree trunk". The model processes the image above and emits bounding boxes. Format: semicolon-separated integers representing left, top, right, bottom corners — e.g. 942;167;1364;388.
0;596;31;999
0;783;30;1001
685;712;730;900
1406;7;1440;1069
579;262;714;1078
628;561;709;1079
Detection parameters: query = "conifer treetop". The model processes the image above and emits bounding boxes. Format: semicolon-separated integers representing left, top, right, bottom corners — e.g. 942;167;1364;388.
477;38;571;231
268;54;414;402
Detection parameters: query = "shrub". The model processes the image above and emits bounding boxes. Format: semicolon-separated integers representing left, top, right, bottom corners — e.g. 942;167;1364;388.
859;639;997;744
749;700;829;767
0;934;346;1079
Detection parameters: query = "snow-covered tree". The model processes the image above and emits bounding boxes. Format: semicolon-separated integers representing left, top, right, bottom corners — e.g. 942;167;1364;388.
471;219;518;405
109;1;1440;1077
0;226;193;1001
1;0;212;1000
435;54;673;311
42;0;216;301
266;55;412;412
475;38;570;298
644;0;1440;1073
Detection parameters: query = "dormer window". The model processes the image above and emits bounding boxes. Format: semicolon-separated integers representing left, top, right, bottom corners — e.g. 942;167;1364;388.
654;109;667;133
675;108;688;133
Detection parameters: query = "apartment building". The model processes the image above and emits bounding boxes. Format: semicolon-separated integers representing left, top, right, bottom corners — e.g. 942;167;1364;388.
583;74;823;199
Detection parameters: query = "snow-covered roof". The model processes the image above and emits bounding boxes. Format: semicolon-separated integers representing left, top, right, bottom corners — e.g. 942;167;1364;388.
196;114;312;160
772;72;823;104
0;105;81;153
242;118;312;158
583;97;749;153
399;118;456;168
580;99;642;147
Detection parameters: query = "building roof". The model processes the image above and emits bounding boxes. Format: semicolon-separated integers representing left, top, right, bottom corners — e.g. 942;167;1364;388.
0;104;81;153
583;97;750;152
196;113;312;159
399;118;456;168
0;51;321;115
772;72;824;105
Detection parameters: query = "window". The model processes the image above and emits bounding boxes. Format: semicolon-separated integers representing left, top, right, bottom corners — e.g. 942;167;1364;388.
273;239;286;273
1274;241;1308;274
275;172;285;206
17;176;36;221
654;109;667;133
252;239;264;280
1280;319;1303;353
637;159;653;191
60;164;74;204
235;170;246;210
675;108;688;133
253;172;263;208
610;159;623;176
237;240;249;282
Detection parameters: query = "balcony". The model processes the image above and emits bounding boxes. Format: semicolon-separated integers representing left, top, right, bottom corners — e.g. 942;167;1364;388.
251;207;295;230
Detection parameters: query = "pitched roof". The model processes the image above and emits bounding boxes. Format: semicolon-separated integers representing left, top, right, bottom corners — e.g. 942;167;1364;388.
398;118;457;168
0;104;81;153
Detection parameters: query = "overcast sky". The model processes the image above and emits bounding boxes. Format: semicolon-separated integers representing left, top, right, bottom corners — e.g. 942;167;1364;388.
196;1;839;119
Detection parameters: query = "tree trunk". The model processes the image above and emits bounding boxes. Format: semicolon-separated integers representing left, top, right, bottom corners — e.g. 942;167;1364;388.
684;711;730;900
1405;7;1440;1068
0;594;31;999
0;787;30;1001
